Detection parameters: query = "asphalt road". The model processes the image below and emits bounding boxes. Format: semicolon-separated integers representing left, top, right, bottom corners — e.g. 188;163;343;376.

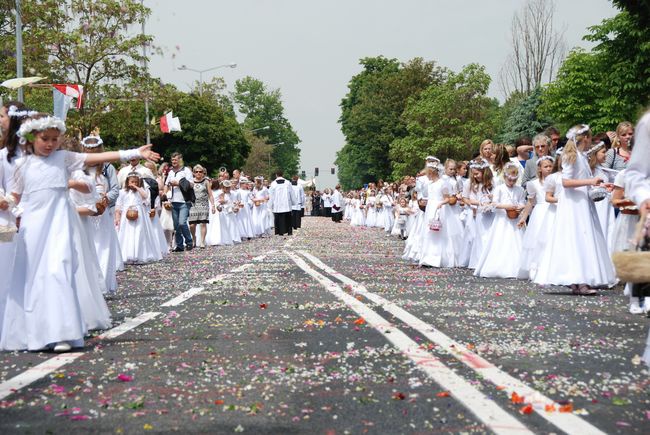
0;217;648;434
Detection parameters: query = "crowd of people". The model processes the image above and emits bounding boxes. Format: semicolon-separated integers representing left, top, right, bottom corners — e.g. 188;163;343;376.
334;122;649;319
0;102;309;353
0;100;648;362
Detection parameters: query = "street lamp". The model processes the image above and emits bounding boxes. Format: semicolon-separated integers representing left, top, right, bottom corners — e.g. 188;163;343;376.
251;125;270;133
178;62;237;96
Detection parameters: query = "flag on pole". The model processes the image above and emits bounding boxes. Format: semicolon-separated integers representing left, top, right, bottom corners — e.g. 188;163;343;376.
52;84;84;120
160;111;181;133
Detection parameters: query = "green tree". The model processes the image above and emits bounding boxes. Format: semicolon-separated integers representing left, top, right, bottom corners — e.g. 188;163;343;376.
336;56;445;189
539;2;650;131
498;87;553;144
233;77;300;177
389;64;499;179
154;91;248;175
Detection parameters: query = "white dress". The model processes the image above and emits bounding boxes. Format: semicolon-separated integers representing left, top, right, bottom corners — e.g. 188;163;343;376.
611;170;639;253
365;197;377;227
235;189;255;239
251;187;270;236
418;179;463;268
0;148;22;342
474;184;527;278
374;195;386;228
205;191;222;246
2;151;89;350
149;196;170;256
519;178;554;279
534;153;617;287
467;184;495;269
381;195;394;232
350;199;365;226
593;167;616;253
215;190;238;246
116;189;163;264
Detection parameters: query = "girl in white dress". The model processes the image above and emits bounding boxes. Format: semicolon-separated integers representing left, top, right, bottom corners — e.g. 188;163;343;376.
205;179;222;246
251;177;270;237
350;192;365;227
406;190;420;238
381;188;395;233
115;173;163;264
392;197;413;239
2;113;159;352
418;162;463;268
588;141;616;252
235;178;255;240
474;163;526;278
374;190;386;229
534;125;617;295
403;166;436;262
365;190;378;227
464;159;495;269
215;180;238;245
518;156;555;279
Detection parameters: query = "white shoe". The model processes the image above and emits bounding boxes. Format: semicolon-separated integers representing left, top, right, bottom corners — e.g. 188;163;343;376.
629;304;644;315
53;342;71;353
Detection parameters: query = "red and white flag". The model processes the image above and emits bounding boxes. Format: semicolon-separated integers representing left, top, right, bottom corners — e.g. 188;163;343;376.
52;84;83;109
160;111;182;133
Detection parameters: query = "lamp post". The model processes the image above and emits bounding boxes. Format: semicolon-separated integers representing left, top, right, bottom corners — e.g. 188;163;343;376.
268;142;284;177
178;62;237;96
251;125;270;133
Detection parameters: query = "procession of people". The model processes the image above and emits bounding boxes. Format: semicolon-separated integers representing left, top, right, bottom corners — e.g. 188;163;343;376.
0;101;648;367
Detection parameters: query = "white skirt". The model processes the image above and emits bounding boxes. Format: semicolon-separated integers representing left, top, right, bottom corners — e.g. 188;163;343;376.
205;210;222;246
611;212;639;253
1;189;87;350
418;205;463;268
89;210;122;294
474;210;526;279
468;210;495;269
117;205;163;264
519;203;554;279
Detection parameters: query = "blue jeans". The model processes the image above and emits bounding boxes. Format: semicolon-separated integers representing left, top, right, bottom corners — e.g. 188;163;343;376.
171;202;193;249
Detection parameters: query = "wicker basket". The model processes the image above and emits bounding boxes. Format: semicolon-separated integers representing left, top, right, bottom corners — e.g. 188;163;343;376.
95;201;106;215
126;208;139;221
506;208;521;219
163;202;172;211
612;251;650;283
448;196;458;206
0;224;17;243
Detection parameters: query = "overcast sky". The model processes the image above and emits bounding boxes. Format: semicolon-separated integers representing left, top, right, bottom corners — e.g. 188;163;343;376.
145;0;617;188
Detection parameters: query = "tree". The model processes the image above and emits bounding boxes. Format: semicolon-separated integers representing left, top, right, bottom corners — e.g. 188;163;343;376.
498;0;566;97
336;56;445;189
154;91;248;175
389;64;499;179
1;0;151;137
233;77;301;176
498;87;553;144
242;132;273;179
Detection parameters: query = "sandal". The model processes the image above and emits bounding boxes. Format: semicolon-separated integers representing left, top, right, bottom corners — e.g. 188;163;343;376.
576;284;597;296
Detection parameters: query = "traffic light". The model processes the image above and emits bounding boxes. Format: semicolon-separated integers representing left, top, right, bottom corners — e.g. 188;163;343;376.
315;167;319;177
331;167;335;175
301;170;306;178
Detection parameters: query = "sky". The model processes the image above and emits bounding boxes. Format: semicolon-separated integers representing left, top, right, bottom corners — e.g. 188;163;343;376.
144;0;618;188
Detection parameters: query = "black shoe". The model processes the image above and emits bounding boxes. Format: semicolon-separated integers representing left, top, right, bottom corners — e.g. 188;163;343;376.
185;245;193;251
172;247;184;252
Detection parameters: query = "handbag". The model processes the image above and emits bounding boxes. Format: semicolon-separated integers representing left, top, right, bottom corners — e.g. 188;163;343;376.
429;210;442;232
612;215;650;283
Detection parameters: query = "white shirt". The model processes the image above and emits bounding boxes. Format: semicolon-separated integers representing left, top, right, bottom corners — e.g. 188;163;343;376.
165;166;193;203
268;177;294;213
291;184;305;210
331;189;343;211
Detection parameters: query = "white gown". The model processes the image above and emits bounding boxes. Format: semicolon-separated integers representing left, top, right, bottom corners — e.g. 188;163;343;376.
418;179;463;268
2;151;89;350
467;184;495;269
116;189;163;264
251;187;270;236
474;184;527;278
365;197;377;227
235;189;255;239
611;170;639;253
593;167;616;253
350;199;365;227
534;152;617;287
519;178;554;279
205;191;222;246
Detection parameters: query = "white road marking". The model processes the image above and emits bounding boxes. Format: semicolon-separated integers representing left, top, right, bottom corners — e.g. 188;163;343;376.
289;252;534;435
96;311;162;340
161;288;205;307
298;250;607;435
0;352;84;400
0;311;162;400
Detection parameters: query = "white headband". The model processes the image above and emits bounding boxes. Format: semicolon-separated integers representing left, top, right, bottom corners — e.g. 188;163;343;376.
504;161;520;180
469;158;490;170
81;135;103;148
586;141;606;157
16;116;67;145
566;124;590;143
555;147;564;155
7;105;38;119
537;155;555;166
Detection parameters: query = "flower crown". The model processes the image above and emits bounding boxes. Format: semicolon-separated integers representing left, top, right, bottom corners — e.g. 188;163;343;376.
81;135;103;148
469;158;490;170
16;116;66;145
7;105;38;119
566;124;590;143
586;141;606;157
503;161;520;180
536;155;555;166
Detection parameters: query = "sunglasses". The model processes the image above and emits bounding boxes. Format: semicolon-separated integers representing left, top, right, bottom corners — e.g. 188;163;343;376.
194;170;205;174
